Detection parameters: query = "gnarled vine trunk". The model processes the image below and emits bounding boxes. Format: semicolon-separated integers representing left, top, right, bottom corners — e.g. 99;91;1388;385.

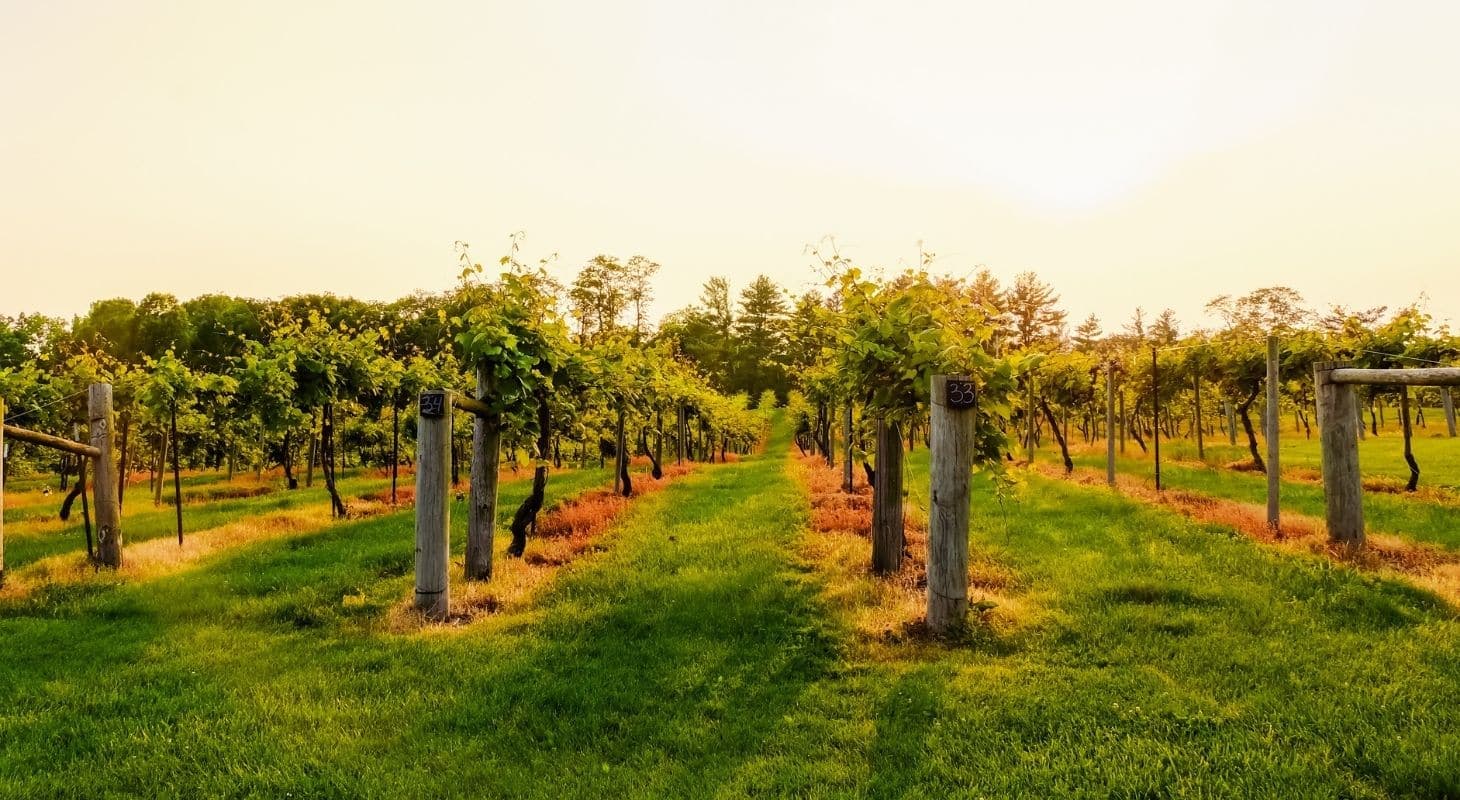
507;390;551;558
1238;389;1265;473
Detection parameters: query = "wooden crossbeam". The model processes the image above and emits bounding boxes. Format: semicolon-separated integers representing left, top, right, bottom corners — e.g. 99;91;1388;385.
2;423;101;459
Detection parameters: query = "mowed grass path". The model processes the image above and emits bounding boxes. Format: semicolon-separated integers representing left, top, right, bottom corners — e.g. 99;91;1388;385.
4;418;1460;797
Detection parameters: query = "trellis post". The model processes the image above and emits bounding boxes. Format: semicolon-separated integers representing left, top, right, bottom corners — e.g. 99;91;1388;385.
466;367;500;581
89;383;122;568
1315;362;1363;546
927;375;976;633
1105;366;1116;486
415;389;451;619
870;416;904;574
1265;335;1280;529
1;397;6;587
841;400;853;493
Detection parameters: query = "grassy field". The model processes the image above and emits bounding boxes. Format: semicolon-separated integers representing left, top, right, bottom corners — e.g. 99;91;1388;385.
1096;425;1460;488
1060;446;1460;552
2;417;1459;796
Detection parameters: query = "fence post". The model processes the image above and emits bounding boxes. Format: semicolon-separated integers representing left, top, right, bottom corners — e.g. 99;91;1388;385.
1;397;6;587
1152;348;1161;491
1315;363;1363;546
1444;388;1458;438
1193;373;1204;459
871;416;904;574
1024;371;1036;463
466;367;500;581
1105;366;1116;486
415;389;451;619
841;400;853;493
1266;335;1280;529
928;375;975;633
88;383;122;568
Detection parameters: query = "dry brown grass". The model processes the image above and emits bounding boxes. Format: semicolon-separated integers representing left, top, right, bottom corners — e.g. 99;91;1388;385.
787;450;1027;654
386;462;701;634
1038;463;1460;606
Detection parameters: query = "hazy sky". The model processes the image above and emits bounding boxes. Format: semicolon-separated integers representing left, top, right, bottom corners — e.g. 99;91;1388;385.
3;1;1458;332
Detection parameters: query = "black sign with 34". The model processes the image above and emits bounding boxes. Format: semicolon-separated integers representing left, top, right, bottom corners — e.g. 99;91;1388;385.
945;379;977;409
419;391;447;419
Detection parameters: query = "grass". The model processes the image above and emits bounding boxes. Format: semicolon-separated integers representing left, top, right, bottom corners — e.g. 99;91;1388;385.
1104;425;1460;488
2;417;1460;796
1055;437;1460;552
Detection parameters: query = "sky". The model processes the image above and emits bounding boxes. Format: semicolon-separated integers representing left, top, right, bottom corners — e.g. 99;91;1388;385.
3;0;1459;333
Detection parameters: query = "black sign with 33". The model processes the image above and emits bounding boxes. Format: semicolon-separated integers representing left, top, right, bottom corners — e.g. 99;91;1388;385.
945;379;977;409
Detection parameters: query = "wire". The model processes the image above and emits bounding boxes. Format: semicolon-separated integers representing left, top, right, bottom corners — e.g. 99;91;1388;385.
1348;349;1454;367
1;388;89;425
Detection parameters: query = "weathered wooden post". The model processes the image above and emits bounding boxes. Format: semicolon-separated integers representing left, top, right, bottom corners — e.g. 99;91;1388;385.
415;389;451;620
466;367;500;581
927;376;976;632
870;416;904;574
1315;363;1363;546
1444;388;1457;438
88;383;122;568
841;400;853;493
1024;371;1036;462
1;396;6;587
1105;367;1116;486
1151;348;1161;491
1265;335;1280;529
1192;373;1205;459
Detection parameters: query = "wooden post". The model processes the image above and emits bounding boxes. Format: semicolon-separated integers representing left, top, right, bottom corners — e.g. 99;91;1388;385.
466;368;501;581
1151;348;1161;491
1444;388;1457;438
1315;363;1363;546
1105;367;1116;486
88;383;122;568
1;397;6;587
414;389;451;619
871;417;904;575
1024;371;1036;462
1226;401;1237;446
1266;335;1280;529
390;400;399;503
841;400;853;493
1118;388;1126;454
1192;373;1204;459
171;402;183;545
927;376;975;633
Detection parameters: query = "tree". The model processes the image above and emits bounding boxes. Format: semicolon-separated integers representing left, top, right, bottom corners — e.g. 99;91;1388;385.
1150;309;1180;347
1004;271;1066;350
732;275;790;400
1072;314;1103;350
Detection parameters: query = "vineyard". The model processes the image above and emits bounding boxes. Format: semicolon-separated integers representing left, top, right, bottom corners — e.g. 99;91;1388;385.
2;250;1459;796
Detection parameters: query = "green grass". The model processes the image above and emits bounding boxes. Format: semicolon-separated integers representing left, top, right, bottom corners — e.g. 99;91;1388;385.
1050;434;1460;552
3;418;1460;796
1109;425;1460;488
3;471;397;570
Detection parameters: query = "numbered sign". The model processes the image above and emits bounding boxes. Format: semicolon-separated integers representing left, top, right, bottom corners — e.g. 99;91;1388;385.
945;379;977;409
419;391;447;419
